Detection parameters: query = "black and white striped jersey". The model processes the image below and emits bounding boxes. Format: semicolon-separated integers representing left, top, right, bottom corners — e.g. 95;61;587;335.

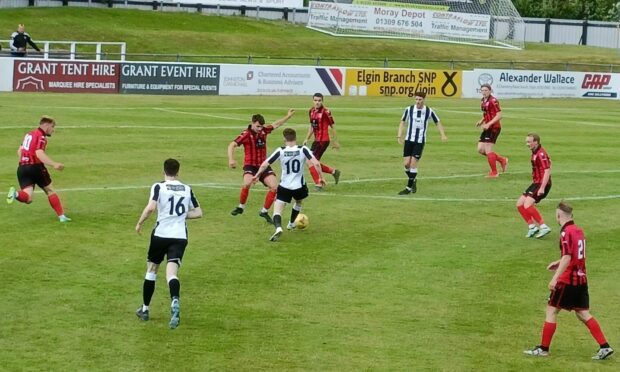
149;180;199;240
266;145;315;190
401;105;440;144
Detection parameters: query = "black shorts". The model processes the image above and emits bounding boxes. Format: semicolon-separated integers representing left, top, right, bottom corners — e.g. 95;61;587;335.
310;141;330;160
276;184;309;203
479;126;501;144
524;183;552;203
17;164;52;189
243;165;275;184
548;283;590;311
402;141;425;159
147;233;188;266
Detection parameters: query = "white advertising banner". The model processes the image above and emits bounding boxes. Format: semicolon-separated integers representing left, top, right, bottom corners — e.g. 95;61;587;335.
308;1;490;40
174;0;303;9
463;69;620;99
219;64;344;96
0;57;14;92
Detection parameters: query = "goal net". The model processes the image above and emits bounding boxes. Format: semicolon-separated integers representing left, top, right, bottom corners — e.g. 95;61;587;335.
307;0;525;50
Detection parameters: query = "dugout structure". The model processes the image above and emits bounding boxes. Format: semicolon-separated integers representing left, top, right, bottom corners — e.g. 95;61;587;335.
307;0;525;50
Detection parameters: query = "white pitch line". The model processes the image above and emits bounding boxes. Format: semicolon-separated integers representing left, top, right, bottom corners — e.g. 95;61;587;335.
153;107;247;121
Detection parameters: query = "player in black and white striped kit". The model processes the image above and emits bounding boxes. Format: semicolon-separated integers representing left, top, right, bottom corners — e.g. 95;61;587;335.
253;128;324;241
135;159;202;329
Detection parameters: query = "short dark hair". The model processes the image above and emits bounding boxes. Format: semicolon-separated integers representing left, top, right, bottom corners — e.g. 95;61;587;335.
414;92;426;98
527;132;541;144
480;84;492;90
313;93;323;99
251;114;265;125
557;201;573;215
40;116;55;126
164;158;180;176
283;128;296;141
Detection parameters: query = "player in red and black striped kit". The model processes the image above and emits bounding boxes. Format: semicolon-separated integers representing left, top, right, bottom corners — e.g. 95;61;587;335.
524;202;614;360
303;93;340;191
227;109;295;223
516;133;552;239
476;84;508;178
7;116;71;222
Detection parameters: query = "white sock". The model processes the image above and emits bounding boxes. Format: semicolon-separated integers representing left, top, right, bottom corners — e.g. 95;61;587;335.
260;207;268;213
142;305;149;311
528;224;536;229
540;224;549;229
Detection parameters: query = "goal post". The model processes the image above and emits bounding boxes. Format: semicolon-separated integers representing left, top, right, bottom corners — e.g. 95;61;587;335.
307;0;525;50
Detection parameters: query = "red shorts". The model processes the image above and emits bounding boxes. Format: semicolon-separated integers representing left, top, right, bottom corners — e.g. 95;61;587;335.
310;141;330;160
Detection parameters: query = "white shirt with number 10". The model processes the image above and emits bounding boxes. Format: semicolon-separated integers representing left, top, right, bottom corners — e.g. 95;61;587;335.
267;145;315;190
150;179;200;240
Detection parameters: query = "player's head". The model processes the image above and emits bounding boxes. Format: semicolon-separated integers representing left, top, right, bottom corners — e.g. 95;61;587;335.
480;84;492;97
414;92;426;108
250;114;265;132
526;133;540;150
283;128;296;142
164;158;180;177
556;201;573;224
313;93;324;109
17;24;25;33
39;115;56;136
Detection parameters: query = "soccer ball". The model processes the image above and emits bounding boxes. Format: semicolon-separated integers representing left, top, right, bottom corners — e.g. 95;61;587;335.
295;213;309;230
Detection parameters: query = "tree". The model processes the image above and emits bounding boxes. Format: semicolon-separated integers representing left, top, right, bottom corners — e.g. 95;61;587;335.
512;0;620;21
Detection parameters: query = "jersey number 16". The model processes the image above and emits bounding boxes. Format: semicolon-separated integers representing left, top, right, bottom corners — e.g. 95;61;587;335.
168;196;186;216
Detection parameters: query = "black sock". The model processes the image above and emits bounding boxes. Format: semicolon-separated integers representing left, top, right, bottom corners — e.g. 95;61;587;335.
143;279;155;306
168;278;180;300
601;342;610;349
407;172;417;188
273;214;282;228
290;209;300;225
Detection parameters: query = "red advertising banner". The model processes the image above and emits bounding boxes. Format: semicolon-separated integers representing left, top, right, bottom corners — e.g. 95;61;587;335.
13;60;120;93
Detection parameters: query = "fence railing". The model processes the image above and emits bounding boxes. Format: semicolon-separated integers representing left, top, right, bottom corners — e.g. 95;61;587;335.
0;40;127;61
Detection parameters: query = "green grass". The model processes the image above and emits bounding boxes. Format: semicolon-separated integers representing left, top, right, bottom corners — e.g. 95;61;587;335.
0;93;619;370
1;7;620;69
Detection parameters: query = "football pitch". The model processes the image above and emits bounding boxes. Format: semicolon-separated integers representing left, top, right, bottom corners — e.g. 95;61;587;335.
0;93;619;371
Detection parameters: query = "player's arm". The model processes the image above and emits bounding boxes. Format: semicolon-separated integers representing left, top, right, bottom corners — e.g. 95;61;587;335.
482;111;502;130
329;126;340;149
538;168;551;195
227;141;239;169
548;254;571;290
303;124;314;146
135;199;157;234
35;149;64;170
252;159;271;182
436;121;448;142
187;190;203;219
397;120;405;144
271;108;295;129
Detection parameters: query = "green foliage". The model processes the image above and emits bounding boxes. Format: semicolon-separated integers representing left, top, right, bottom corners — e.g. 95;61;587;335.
513;0;620;21
0;93;619;370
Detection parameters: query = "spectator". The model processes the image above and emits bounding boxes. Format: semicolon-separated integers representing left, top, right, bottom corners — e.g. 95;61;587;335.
10;24;40;57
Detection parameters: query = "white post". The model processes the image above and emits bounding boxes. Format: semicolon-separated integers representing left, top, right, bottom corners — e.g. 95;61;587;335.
121;43;126;61
44;42;49;60
70;43;76;60
96;43;102;61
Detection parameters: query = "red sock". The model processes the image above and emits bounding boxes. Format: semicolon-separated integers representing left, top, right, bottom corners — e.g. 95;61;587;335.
309;167;320;184
47;193;64;216
239;187;250;204
17;190;31;203
517;205;532;224
495;153;506;163
486;152;498;173
263;190;276;210
541;321;557;349
585;318;608;346
320;163;334;174
526;206;544;225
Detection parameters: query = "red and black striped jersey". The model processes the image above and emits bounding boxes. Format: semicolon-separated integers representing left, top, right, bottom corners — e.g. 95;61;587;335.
233;125;274;167
481;95;501;128
557;221;588;286
309;106;334;142
531;145;551;184
19;128;47;165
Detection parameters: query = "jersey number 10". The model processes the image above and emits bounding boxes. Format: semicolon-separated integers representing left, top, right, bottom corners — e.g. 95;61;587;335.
284;159;301;174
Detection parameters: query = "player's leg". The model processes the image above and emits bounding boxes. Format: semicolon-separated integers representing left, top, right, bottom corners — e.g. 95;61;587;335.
165;240;186;329
575;306;614;359
399;155;417;195
482;142;499;177
259;173;278;224
42;183;71;222
10;166;37;204
232;171;255;216
270;199;286;241
517;194;537;237
8;185;33;204
288;186;308;229
137;261;160;321
525;305;560;356
523;193;550;238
